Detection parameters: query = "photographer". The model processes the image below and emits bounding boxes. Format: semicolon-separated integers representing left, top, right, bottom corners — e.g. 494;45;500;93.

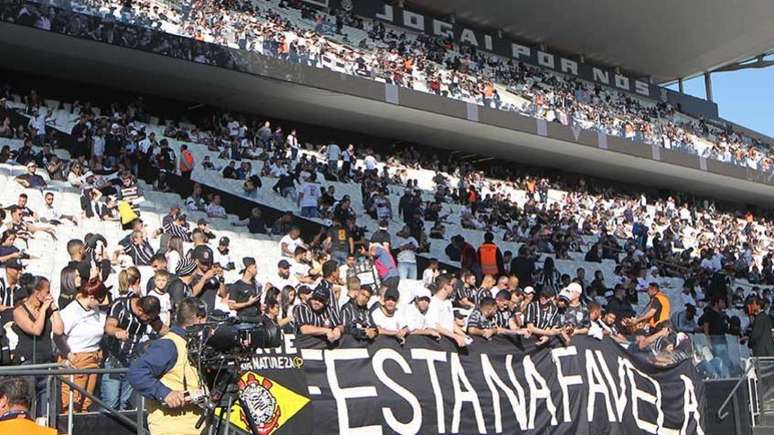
341;285;378;342
189;246;226;313
128;298;207;435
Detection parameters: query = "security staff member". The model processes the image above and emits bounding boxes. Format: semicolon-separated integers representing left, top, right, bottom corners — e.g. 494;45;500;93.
477;232;503;277
127;298;207;435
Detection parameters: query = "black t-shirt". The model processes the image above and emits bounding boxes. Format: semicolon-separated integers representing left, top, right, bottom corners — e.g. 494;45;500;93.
228;280;261;321
698;308;729;336
191;272;221;313
248;217;267;234
166;277;190;319
329;224;350;253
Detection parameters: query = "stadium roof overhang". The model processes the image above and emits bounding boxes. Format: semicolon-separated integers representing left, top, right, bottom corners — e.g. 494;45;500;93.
406;0;774;83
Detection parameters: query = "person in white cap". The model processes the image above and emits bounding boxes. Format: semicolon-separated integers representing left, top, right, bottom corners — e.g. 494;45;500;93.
558;282;590;341
402;287;440;339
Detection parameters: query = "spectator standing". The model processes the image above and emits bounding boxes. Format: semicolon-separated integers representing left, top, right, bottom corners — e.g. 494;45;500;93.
58;278;107;412
102;295;164;410
227;258;262;323
326;142;341;174
478;232;504;277
298;173;322;218
178;144;194;179
746;296;774;357
395;226;418;280
328;217;353;264
370;242;399;292
12;275;64;415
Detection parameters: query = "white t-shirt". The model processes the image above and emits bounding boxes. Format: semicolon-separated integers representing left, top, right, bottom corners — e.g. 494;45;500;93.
280;235;303;257
364;155;377;171
402;304;432;331
165;250;181;275
426;296;454;331
422;268;438;286
227;120;240;137
266;274;296;294
206;203;226;217
148;289;172;325
300;182;322;208
290;260;310;281
60;300;106;353
372;305;405;331
395;236;418;264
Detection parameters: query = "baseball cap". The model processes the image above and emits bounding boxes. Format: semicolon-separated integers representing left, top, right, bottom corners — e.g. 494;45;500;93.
413;287;431;302
311;288;330;303
239;257;256;274
4;259;24;270
219;236;230;246
192;245;213;265
277;259;291;269
197;218;208;226
383;288;400;302
566;282;582;294
175;258;197;276
523;286;535;295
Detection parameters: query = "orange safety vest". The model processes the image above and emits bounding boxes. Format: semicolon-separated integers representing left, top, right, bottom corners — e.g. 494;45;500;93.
479;243;499;275
179;150;194;173
649;291;671;328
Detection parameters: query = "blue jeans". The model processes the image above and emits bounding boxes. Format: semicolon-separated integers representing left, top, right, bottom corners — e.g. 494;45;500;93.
101;357;135;410
398;262;417;280
300;207;319;218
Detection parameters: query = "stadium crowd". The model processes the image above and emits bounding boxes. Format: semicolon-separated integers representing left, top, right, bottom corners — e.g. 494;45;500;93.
0;70;770;429
13;0;774;172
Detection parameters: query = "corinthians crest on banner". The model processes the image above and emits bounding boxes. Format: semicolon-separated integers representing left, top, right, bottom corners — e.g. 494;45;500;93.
216;371;311;435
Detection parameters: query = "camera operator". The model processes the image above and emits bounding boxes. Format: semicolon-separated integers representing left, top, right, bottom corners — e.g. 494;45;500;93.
127;298;208;435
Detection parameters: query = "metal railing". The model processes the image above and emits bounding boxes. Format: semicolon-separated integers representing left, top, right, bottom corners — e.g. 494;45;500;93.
717;356;774;428
0;363;146;435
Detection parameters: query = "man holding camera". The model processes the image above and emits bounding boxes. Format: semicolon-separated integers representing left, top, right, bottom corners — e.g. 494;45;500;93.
128;298;208;435
341;285;378;342
190;246;226;313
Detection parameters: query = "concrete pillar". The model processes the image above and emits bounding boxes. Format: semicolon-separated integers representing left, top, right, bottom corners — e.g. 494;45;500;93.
704;72;713;102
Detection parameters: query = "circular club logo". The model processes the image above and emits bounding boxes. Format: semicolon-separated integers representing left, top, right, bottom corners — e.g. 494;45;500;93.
239;374;281;435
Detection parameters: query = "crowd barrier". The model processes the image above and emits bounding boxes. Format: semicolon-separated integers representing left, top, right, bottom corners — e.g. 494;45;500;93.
690;333;751;380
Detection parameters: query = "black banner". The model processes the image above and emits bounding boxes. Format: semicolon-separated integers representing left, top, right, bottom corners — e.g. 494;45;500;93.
326;0;660;98
277;334;705;434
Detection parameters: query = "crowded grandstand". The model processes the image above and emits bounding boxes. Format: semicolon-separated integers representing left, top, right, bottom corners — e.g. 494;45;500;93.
0;0;771;434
